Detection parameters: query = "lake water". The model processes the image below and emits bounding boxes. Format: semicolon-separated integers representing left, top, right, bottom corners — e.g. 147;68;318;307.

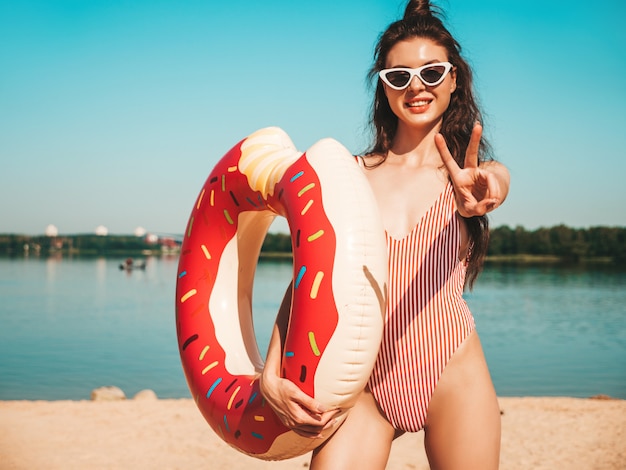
1;256;624;401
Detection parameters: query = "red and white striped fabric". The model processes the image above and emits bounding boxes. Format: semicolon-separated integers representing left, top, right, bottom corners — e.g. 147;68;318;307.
368;182;475;432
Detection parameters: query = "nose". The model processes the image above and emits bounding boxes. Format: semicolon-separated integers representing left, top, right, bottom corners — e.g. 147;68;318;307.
408;74;425;91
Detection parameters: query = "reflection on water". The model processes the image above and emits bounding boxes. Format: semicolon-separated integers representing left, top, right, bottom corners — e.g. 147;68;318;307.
0;257;624;400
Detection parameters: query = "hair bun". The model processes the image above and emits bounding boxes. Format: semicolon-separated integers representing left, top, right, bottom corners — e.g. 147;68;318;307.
403;0;436;20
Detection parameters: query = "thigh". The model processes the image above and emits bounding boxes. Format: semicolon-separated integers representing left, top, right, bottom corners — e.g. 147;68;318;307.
423;331;501;470
310;389;396;470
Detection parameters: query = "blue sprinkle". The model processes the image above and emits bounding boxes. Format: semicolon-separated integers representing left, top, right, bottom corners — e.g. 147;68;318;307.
290;171;304;182
223;415;230;432
295;265;306;288
284;351;295;357
207;378;222;398
248;391;258;404
251;432;264;439
178;271;187;278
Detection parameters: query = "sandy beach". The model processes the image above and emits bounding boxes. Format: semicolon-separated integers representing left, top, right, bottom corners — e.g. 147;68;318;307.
1;396;625;469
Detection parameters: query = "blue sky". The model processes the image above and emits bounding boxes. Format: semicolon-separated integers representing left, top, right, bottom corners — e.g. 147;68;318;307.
1;0;625;235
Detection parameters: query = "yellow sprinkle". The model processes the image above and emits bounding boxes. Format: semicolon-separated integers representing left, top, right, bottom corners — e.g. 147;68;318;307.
210;189;215;206
227;386;241;410
308;332;321;356
199;345;210;361
181;289;197;303
201;244;211;260
307;230;324;242
201;361;218;375
221;174;226;192
228;165;237;172
224;210;234;225
297;183;315;197
187;217;194;238
196;189;206;210
310;271;324;299
301;199;313;216
254;416;265;422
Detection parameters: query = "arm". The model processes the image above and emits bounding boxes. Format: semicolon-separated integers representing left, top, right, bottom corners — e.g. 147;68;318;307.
260;283;338;438
435;122;510;217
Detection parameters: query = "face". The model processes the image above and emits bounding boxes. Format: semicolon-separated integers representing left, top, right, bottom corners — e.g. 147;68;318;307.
382;37;456;131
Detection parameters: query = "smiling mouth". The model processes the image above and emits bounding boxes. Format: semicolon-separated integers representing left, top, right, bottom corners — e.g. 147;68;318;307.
406;100;431;108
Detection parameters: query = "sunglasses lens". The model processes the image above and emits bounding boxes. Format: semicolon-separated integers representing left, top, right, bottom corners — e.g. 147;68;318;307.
420;65;447;84
385;70;411;88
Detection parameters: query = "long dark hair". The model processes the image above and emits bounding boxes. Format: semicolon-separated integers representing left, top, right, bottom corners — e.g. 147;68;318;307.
365;0;492;289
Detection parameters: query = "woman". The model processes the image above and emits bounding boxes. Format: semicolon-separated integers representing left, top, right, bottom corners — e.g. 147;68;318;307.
261;1;510;468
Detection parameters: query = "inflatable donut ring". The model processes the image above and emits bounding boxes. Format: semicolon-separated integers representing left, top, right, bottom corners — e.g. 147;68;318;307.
175;127;387;460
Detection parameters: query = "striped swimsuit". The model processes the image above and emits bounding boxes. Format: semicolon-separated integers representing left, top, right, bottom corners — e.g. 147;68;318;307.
368;182;475;432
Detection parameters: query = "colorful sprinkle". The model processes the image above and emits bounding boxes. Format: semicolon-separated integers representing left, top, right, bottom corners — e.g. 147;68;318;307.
201;244;211;260
290;171;304;182
310;271;324;299
196;189;206;210
251;432;264;440
230;191;239;206
178;270;187;278
224;379;237;393
297;183;315;197
207;378;222;398
224;209;234;225
254;415;265;422
181;289;197;303
201;361;218;375
228;165;237;172
182;334;199;351
284;351;295;358
210;189;215;206
308;331;321;356
199;345;210;361
187;217;194;238
248;392;258;404
301;199;314;215
295;266;306;288
307;230;324;242
221;174;226;192
227;386;241;410
223;415;230;432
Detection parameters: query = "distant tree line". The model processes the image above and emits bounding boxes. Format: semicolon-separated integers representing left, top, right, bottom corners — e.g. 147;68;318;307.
263;225;626;265
0;234;166;256
488;225;626;264
2;225;625;265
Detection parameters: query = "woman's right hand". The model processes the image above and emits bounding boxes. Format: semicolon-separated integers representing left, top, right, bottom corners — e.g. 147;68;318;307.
260;370;339;439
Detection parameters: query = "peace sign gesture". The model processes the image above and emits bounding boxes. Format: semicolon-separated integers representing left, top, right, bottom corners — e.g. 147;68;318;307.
435;122;510;218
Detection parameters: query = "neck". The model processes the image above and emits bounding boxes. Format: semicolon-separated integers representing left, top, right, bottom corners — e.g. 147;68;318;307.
388;121;443;166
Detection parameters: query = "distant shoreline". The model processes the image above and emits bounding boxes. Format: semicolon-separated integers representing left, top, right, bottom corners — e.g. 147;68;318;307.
1;229;625;266
0;251;621;267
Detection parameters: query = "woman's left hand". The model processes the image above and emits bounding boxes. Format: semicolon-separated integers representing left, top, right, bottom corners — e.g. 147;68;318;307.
435;122;510;217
